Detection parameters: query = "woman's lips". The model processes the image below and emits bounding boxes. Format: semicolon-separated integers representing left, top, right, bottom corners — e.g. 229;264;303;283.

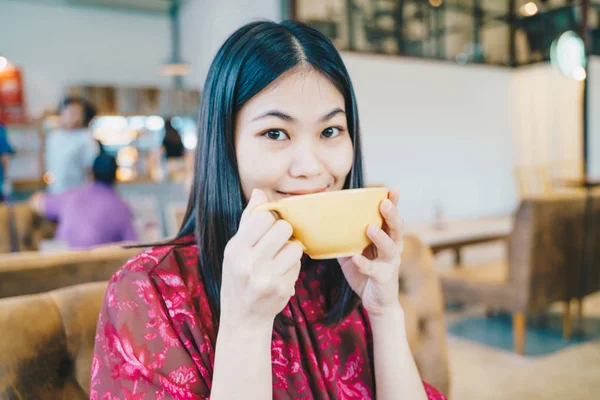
277;187;328;196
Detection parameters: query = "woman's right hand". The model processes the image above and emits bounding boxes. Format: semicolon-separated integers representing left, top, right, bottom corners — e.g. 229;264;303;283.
220;189;303;328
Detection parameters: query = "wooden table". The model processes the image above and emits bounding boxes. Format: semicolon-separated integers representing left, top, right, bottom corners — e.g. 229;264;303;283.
405;216;513;265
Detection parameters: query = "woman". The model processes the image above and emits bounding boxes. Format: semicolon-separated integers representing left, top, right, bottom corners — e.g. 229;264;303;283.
91;21;446;399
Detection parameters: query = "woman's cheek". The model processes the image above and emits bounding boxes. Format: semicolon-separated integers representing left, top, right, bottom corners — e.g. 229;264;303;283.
328;138;354;181
244;150;289;185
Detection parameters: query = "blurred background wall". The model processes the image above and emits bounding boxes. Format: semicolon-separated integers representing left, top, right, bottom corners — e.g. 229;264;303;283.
344;54;515;221
0;0;172;115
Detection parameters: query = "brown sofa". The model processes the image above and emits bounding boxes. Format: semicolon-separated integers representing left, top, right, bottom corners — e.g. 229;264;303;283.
0;245;140;299
0;282;107;399
441;193;600;354
0;235;450;398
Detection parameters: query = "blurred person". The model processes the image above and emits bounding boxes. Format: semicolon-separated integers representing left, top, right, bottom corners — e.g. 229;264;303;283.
45;96;100;193
162;117;185;159
161;117;188;182
29;154;137;249
0;123;14;202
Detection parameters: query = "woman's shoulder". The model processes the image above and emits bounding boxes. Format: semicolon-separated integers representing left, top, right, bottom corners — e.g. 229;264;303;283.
110;236;199;286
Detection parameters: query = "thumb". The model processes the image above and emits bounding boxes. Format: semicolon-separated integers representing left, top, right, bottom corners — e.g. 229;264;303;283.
240;188;268;223
352;254;375;277
338;256;362;288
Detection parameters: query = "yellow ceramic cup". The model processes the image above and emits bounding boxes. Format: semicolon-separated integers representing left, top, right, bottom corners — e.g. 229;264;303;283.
253;187;389;260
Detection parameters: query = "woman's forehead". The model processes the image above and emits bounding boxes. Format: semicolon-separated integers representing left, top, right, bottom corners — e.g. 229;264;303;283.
239;68;345;121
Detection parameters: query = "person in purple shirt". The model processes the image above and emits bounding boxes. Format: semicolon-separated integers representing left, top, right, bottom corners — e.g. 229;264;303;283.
30;153;137;249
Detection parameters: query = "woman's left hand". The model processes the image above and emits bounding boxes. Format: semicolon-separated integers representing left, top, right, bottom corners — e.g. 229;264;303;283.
337;189;404;317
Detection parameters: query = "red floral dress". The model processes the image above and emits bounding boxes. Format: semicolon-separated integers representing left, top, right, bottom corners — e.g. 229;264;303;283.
91;238;447;399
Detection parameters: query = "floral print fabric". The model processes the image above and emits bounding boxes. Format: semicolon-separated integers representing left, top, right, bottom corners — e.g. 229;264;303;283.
91;238;446;399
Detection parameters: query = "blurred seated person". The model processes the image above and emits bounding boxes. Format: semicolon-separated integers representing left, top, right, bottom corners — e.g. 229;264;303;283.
29;154;137;249
162;117;185;159
45;96;100;194
0;123;14;203
162;117;188;181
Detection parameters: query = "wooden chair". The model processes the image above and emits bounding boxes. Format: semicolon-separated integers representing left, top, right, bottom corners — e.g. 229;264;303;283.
0;204;16;253
440;193;600;354
0;202;56;254
400;235;450;395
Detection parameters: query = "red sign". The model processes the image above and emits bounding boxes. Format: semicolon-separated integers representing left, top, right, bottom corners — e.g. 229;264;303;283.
0;66;28;125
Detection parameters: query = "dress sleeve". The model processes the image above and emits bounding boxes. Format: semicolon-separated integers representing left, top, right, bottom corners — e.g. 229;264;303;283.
91;266;212;400
424;381;448;400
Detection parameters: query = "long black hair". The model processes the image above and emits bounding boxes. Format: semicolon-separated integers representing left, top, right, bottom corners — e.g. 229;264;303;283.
177;20;364;328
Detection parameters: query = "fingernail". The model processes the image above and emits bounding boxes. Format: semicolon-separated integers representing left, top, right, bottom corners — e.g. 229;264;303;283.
382;200;392;211
368;224;378;235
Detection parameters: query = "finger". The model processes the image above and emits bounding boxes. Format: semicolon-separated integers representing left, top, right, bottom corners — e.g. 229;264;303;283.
338;256;363;287
274;241;304;275
280;260;302;298
240;189;268;225
253;220;294;261
352;254;376;277
380;199;404;244
367;224;396;261
337;256;352;266
237;210;277;247
388;189;400;207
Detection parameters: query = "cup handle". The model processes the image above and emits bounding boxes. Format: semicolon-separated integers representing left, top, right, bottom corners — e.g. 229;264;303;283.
253;202;306;251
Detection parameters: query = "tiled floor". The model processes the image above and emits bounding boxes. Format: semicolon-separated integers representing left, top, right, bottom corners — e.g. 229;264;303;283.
448;330;600;400
438;243;600;400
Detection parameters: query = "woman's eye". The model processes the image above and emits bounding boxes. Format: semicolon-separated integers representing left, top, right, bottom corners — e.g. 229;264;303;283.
321;126;342;139
263;129;289;141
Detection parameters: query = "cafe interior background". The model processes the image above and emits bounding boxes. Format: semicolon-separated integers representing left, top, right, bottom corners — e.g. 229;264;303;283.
0;0;599;398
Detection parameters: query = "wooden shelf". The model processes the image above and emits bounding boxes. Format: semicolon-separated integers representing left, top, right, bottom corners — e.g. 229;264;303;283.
12;179;45;190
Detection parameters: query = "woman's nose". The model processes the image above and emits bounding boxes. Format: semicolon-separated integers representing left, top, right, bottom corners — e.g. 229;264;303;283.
288;141;323;178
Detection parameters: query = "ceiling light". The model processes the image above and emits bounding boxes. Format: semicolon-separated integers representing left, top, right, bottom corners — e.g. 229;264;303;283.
550;31;587;81
520;2;538;17
160;61;190;77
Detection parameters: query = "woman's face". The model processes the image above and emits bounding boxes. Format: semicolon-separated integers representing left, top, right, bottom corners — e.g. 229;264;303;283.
235;67;354;202
59;103;85;130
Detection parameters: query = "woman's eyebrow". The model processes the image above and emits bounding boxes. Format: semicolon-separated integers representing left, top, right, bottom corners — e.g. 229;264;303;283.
320;108;345;122
251;108;346;123
252;110;294;122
